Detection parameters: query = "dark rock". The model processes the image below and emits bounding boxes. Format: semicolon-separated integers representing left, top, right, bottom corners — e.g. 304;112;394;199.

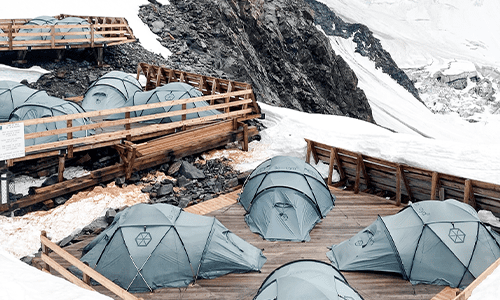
115;177;126;187
237;171;251;185
177;175;190;187
127;172;142;183
178;197;191;208
141;185;154;193
54;196;67;205
82;216;109;234
168;161;182;175
225;177;238;189
105;208;116;224
179;161;205;179
41;175;59;187
157;184;174;197
59;231;78;247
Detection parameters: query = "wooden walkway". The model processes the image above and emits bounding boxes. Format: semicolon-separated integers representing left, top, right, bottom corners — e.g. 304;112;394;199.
53;188;445;300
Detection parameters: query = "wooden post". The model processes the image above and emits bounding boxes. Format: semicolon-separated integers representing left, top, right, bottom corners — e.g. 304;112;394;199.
327;149;335;185
396;165;402;206
397;164;413;203
464;179;476;208
333;148;345;180
82;262;91;286
67;120;73;158
431;172;439;200
125;112;131;141
41;231;51;273
305;140;312;164
242;123;249;152
181;103;187;121
354;155;362;194
8;24;13;50
90;24;95;48
224;82;232;113
51;25;55;48
58;153;66;183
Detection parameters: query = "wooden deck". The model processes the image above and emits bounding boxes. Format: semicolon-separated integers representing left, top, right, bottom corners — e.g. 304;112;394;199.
52;188;445;299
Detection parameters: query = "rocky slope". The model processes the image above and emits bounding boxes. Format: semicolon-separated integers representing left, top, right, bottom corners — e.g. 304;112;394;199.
305;0;421;102
140;0;374;122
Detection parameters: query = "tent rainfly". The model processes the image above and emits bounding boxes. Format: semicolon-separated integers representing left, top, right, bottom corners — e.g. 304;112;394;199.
254;260;364;300
0;80;46;122
111;82;221;123
8;95;94;146
81;71;142;112
54;17;103;43
238;156;335;242
80;203;267;293
14;16;57;42
327;199;500;288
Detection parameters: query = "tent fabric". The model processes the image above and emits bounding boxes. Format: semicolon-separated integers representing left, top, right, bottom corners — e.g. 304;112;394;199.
327;199;500;288
109;82;221;123
81;71;142;112
80;203;267;293
54;17;103;43
14;16;57;42
8;94;94;146
239;156;335;242
254;260;364;300
0;80;46;122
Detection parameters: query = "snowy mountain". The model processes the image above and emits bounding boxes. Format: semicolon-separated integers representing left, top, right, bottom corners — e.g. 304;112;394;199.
1;0;500;299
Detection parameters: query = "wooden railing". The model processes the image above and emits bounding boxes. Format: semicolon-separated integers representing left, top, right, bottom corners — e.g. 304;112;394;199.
4;89;256;164
305;139;500;214
39;231;142;300
136;63;261;115
0;15;135;51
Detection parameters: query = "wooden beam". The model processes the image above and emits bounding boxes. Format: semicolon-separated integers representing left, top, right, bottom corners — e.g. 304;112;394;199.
431;172;440;200
396;165;402;206
333;147;345;181
40;233;142;300
327;148;335;185
305;139;312;164
242;123;249;152
464;179;476;208
67;120;73;158
41;253;95;291
58;154;65;183
453;257;500;300
398;164;413;203
354;155;362;194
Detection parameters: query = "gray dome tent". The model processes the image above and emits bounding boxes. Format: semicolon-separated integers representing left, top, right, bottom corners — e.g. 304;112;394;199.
81;71;142;112
327;199;500;288
239;156;335;242
111;82;221;123
54;17;103;43
8;95;94;146
80;203;266;293
14;16;57;42
254;260;364;300
0;80;46;122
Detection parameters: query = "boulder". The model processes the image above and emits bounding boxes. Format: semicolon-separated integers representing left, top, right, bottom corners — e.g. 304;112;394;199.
179;161;205;179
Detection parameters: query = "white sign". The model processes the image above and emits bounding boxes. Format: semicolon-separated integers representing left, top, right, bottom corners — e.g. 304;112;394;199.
0;123;25;161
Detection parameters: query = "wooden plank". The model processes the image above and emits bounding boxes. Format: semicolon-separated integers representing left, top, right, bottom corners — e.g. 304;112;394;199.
24;108;253;153
327;148;335;185
40;233;142;300
305;139;312;163
454;257;500;300
464;179;476;209
431;172;440;200
41;253;96;292
12;90;252;128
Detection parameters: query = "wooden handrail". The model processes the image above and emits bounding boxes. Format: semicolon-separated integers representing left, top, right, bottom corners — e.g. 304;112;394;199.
40;231;143;300
305;139;500;214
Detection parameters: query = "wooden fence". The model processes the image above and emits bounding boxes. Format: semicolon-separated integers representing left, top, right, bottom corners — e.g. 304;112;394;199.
38;231;142;300
0;14;135;51
305;139;500;214
136;63;261;115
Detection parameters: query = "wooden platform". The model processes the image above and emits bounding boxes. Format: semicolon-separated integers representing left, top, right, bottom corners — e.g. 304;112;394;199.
51;187;446;299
